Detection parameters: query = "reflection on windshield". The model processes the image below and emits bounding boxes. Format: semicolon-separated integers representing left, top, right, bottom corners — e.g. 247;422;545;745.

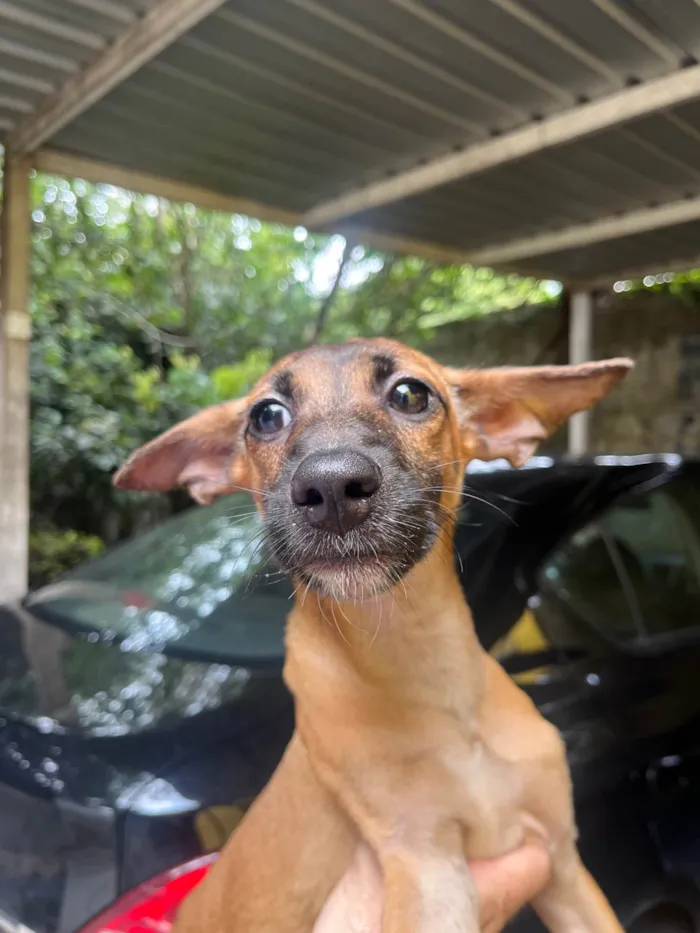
77;495;269;621
28;496;292;664
10;497;294;737
67;649;251;737
8;628;258;739
138;505;268;620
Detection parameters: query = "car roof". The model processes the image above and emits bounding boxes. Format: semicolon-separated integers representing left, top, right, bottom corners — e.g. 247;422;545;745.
466;453;686;476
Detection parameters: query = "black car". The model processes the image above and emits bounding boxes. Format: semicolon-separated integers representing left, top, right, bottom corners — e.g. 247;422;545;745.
0;455;699;933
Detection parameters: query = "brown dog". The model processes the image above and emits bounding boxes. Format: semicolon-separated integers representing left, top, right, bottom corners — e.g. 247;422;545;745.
115;338;632;933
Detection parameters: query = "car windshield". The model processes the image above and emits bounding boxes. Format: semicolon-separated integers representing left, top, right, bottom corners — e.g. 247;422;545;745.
26;495;292;665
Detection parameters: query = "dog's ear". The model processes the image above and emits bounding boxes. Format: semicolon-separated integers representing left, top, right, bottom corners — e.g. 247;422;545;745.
446;359;633;467
113;398;249;504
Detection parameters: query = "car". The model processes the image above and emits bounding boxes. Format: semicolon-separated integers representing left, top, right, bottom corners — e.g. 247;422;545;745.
0;455;698;933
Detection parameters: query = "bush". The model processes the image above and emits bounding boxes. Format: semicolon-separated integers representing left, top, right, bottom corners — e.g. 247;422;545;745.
29;528;105;590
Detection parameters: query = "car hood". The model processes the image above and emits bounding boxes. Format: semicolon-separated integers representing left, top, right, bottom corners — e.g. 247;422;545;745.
0;599;286;741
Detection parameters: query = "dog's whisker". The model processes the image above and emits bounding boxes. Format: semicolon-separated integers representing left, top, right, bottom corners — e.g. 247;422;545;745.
319;595;351;647
421;486;516;524
201;478;278;501
337;601;364;633
431;458;465;471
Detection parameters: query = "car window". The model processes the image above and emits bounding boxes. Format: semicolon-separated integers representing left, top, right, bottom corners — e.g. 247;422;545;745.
540;520;641;642
540;475;700;644
26;496;291;664
603;476;700;636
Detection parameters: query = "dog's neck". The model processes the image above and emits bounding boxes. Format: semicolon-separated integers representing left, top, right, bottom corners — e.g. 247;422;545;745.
284;543;484;718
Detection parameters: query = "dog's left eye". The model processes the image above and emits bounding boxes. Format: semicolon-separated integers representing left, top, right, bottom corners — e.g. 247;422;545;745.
251;401;292;436
389;380;430;415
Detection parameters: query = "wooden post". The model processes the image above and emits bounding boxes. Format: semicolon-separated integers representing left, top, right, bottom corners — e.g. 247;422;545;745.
0;154;32;601
568;289;593;456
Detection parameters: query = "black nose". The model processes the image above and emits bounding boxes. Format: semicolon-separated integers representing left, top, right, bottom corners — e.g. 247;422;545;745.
291;450;382;535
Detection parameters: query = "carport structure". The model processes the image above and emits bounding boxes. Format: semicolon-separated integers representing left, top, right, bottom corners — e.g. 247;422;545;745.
3;0;700;600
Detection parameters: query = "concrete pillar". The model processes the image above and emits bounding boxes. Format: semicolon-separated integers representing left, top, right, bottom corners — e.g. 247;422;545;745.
0;154;32;601
568;289;593;456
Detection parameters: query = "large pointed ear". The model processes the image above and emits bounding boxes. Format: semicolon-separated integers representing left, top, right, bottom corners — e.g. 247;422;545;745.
113;398;249;504
445;359;633;467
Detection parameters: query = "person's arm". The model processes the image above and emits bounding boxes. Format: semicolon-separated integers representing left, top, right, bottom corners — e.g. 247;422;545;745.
314;842;551;933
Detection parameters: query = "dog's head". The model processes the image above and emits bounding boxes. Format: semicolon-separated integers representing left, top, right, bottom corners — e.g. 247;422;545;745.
115;339;631;600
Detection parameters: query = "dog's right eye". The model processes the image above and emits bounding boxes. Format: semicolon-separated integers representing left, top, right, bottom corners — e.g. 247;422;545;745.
250;401;292;437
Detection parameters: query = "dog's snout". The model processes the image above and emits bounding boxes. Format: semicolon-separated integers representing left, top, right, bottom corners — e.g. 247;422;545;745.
291;450;381;535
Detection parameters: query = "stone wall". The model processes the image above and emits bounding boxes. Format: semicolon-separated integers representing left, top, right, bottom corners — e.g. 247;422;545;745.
424;292;700;456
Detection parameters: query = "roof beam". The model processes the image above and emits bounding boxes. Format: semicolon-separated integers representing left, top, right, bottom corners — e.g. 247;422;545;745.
33;149;473;266
33;149;299;225
7;0;230;157
582;254;700;288
304;62;700;227
469;197;700;267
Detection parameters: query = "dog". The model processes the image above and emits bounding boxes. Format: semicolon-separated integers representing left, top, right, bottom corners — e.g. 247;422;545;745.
115;338;632;933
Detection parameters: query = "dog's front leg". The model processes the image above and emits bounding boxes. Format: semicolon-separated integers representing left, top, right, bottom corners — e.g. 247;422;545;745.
533;843;624;933
306;741;479;933
379;825;479;933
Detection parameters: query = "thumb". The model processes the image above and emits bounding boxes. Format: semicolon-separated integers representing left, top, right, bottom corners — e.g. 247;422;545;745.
471;843;552;933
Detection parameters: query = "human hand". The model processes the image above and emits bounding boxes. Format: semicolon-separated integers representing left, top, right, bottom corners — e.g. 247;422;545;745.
313;841;551;933
470;842;551;933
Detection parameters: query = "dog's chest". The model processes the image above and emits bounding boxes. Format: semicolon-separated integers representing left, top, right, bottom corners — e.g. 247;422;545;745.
431;731;529;858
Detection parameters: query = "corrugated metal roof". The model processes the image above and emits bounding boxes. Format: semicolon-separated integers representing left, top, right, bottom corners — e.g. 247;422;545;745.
0;0;157;127
5;0;700;283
